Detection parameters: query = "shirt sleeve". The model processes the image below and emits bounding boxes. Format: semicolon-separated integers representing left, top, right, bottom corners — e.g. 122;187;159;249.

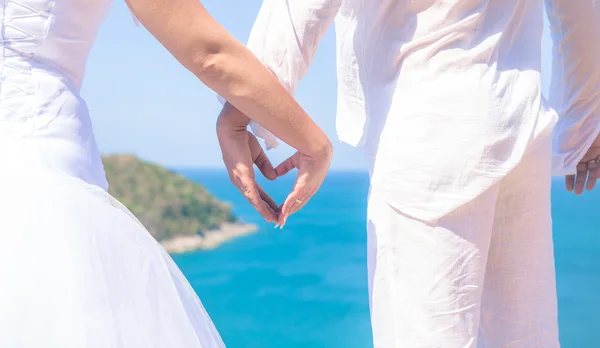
546;0;600;176
218;0;341;150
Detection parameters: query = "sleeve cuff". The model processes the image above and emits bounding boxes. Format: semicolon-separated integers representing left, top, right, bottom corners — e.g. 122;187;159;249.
552;121;600;176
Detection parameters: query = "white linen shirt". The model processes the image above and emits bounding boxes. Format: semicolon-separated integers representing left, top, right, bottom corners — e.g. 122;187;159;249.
229;0;600;221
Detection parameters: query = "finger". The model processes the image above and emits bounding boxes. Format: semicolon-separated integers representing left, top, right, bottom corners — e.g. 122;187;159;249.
249;133;276;180
275;153;299;177
586;159;599;191
282;196;305;220
277;191;316;227
285;179;318;215
281;169;329;221
278;183;315;226
237;175;277;223
257;184;279;213
565;175;575;192
574;162;588;195
286;188;316;217
278;193;301;226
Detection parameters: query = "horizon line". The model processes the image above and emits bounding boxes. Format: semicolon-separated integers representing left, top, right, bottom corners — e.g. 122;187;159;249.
171;165;368;173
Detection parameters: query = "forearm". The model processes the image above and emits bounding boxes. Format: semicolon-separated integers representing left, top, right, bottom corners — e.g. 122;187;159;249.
202;43;331;157
125;0;330;157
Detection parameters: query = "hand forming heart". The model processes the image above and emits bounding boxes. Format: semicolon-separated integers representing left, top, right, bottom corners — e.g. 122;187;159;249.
217;104;333;227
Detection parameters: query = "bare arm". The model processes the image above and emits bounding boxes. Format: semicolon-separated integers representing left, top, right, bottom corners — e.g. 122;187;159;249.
546;0;600;175
125;0;330;157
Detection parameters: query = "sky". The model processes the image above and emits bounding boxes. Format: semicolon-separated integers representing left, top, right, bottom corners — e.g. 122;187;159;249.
82;0;554;170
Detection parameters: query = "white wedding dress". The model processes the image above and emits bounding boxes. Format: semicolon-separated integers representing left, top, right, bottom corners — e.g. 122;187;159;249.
0;0;226;347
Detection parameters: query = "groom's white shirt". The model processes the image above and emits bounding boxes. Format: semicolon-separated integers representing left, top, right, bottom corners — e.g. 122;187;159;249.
237;0;600;221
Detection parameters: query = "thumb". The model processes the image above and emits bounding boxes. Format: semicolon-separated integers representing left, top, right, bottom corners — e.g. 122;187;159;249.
249;133;276;180
275;152;299;177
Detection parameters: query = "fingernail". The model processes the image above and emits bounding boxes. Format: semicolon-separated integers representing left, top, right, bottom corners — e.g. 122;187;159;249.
274;224;279;228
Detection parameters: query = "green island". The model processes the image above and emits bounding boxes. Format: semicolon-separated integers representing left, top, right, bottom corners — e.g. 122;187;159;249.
102;154;257;253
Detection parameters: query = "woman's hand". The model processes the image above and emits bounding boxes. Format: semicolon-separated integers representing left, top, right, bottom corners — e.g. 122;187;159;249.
275;143;333;227
566;133;600;194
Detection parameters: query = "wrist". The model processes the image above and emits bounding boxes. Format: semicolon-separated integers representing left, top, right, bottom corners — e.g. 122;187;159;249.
306;135;333;161
216;103;251;131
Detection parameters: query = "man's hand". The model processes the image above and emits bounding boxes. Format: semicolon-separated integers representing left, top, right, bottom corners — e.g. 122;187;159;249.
217;104;279;223
566;134;600;194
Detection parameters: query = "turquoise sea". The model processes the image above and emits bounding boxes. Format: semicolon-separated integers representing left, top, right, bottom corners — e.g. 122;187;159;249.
174;170;599;348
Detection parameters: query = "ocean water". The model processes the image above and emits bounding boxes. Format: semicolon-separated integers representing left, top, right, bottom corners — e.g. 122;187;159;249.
174;170;599;348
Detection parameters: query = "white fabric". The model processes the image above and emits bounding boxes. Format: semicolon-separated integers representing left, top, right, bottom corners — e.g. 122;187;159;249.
546;0;600;176
1;0;110;91
367;135;558;348
240;0;600;222
0;1;225;347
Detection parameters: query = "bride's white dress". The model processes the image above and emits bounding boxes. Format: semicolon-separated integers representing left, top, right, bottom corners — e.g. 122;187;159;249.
0;0;226;347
